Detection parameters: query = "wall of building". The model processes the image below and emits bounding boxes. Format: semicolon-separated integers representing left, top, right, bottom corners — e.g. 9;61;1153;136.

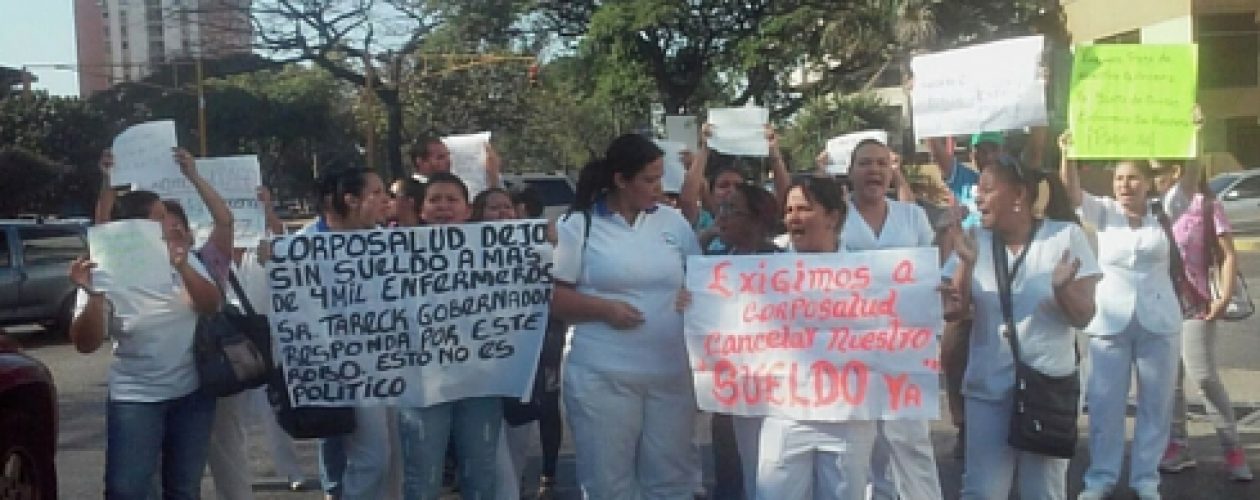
1062;0;1191;42
73;0;111;95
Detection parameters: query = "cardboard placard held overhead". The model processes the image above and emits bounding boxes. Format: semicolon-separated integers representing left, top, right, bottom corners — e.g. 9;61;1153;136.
910;35;1048;139
1068;44;1199;159
655;140;687;194
826;130;889;175
707;107;769;157
666;116;699;152
444;132;493;195
111;120;181;188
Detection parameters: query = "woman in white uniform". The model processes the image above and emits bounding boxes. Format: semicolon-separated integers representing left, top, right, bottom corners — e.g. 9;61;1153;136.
836;139;943;500
1060;132;1198;500
551;134;702;499
948;154;1100;500
306;168;402;500
755;176;875;500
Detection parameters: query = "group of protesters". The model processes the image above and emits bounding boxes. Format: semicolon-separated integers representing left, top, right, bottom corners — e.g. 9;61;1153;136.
66;107;1254;500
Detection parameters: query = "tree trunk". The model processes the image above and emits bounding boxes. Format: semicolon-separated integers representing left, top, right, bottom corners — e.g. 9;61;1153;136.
378;88;406;181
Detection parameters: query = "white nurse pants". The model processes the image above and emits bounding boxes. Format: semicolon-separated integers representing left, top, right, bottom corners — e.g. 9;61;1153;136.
755;418;877;500
207;392;255;500
960;396;1068;500
868;419;943;500
563;361;698;500
1083;322;1179;494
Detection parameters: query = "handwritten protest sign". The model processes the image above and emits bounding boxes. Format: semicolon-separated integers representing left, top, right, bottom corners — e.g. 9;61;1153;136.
444;132;492;195
826;130;889;175
266;221;552;407
911;35;1047;139
111;120;181;188
1068;44;1198;159
707;107;769;157
655;140;687;193
190;156;265;246
666;115;699;152
88;220;172;290
685;248;942;421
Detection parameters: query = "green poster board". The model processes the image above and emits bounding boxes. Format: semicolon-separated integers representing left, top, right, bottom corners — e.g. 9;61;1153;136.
1068;44;1198;159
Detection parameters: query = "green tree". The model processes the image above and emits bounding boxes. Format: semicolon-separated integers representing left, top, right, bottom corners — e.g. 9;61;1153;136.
0;93;111;215
779;93;899;172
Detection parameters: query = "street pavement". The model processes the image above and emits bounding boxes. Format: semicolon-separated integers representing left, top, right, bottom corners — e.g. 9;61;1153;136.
11;247;1260;499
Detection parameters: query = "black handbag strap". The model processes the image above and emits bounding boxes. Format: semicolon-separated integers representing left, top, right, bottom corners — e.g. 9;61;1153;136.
1151;200;1202;310
228;269;259;317
992;219;1041;364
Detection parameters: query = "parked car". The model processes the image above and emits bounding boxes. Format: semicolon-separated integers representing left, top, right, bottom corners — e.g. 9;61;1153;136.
1209;170;1260;234
501;173;577;221
0;331;58;499
0;220;88;335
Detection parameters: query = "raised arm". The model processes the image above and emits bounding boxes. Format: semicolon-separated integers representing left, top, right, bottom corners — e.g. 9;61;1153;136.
1051;249;1099;328
767;125;791;206
927;137;955;185
891;152;916;203
679;125;711;226
1058;131;1082;209
175;148;234;254
485;142;503;189
94;150;116;224
67;258;107;353
168;240;222;315
258;186;285;236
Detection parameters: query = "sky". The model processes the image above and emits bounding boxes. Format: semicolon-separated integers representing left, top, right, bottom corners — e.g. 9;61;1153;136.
0;1;81;96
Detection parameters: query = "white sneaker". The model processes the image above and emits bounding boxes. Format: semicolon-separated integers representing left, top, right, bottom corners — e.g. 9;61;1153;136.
1077;488;1110;500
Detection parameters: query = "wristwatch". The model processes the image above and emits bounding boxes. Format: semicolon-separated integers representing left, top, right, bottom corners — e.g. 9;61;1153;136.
78;284;105;297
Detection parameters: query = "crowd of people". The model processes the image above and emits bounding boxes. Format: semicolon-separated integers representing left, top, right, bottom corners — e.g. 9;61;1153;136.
65;116;1254;500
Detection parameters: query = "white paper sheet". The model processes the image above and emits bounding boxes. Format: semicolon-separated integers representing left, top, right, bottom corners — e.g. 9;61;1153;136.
665;115;699;152
444;132;492;196
111;120;181;188
707;107;769;157
88;220;172;290
655;140;687;193
826;130;890;175
910;35;1047;139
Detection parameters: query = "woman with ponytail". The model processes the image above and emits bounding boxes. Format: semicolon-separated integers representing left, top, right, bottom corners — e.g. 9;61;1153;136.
946;153;1100;500
1155;164;1253;481
550;134;702;498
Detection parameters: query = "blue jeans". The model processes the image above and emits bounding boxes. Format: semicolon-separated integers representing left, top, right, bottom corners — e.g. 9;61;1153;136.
318;436;346;497
105;390;216;500
399;397;502;500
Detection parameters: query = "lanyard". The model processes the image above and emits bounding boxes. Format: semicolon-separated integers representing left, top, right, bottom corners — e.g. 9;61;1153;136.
993;219;1042;359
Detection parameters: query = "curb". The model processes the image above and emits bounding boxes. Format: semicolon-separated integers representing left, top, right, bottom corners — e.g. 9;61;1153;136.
1237;237;1260;252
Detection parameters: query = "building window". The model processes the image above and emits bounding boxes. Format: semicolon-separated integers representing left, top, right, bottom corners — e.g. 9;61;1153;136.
1198;13;1259;89
1096;29;1140;44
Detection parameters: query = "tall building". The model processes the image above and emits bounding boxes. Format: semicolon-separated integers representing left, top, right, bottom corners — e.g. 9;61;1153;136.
1063;0;1260;169
73;0;252;96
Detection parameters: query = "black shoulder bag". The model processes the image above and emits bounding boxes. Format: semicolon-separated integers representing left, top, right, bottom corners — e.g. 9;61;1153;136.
230;267;357;439
194;264;270;397
993;220;1080;459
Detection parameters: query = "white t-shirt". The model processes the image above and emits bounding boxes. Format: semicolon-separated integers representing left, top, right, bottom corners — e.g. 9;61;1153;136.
552;203;702;375
1077;190;1186;336
962;220;1101;401
841;199;934;251
76;257;213;402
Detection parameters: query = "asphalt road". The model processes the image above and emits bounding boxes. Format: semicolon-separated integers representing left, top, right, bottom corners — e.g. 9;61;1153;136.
10;251;1260;500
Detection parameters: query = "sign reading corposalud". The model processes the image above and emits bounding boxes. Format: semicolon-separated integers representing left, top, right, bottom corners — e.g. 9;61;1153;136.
266;221;552;407
1068;44;1198;159
684;248;942;421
